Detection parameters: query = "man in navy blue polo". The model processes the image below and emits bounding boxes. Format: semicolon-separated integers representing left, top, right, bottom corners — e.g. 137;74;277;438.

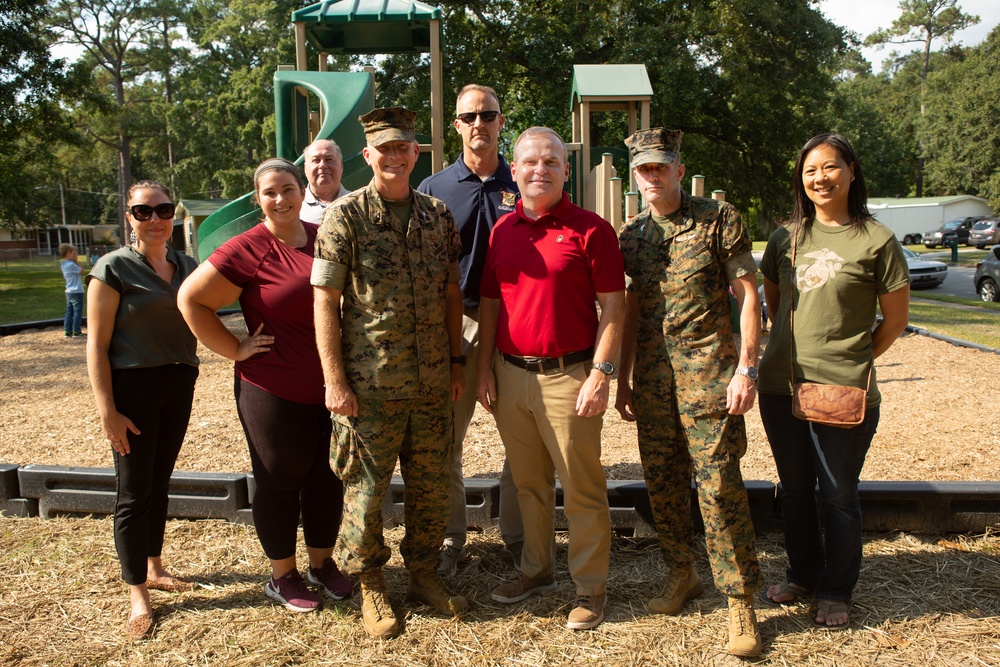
418;84;523;576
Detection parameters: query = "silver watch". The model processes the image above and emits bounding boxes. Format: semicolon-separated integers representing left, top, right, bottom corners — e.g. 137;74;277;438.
735;366;758;382
593;361;616;375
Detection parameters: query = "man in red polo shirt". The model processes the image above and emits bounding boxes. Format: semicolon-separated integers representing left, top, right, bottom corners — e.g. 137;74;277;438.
476;126;625;630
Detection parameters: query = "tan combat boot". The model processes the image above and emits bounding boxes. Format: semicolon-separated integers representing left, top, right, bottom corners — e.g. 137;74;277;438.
405;571;469;616
728;594;762;657
647;566;704;615
359;569;399;639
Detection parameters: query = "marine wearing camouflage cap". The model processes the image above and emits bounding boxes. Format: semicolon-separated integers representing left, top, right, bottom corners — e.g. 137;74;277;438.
359;106;417;146
617;124;764;657
625;128;683;167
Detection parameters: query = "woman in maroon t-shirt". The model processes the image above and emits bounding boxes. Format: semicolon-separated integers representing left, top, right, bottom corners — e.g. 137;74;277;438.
179;158;351;612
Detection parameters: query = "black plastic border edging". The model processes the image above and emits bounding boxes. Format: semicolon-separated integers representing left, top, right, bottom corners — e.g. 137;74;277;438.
4;464;1000;535
0;309;241;337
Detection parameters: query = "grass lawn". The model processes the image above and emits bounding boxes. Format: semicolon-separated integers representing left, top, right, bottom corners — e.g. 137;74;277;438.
0;256;245;326
906;299;1000;349
0;257;81;323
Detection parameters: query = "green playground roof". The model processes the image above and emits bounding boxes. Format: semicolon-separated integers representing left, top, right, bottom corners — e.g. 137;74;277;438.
570;64;653;111
292;0;442;54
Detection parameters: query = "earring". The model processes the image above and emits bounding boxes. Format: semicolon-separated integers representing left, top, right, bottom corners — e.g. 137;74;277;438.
129;229;137;245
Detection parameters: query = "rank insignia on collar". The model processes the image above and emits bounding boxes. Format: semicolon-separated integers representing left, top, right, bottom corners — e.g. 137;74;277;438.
501;191;518;208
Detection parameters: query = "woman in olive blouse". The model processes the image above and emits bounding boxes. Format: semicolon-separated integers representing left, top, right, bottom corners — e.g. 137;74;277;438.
86;181;200;640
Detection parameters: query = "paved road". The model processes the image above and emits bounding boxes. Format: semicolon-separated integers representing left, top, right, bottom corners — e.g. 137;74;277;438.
912;264;978;300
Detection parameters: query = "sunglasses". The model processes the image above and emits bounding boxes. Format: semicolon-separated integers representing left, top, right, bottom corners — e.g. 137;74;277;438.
456;110;500;124
129;203;175;221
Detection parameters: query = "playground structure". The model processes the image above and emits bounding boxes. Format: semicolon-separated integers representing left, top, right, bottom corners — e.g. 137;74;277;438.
194;0;657;260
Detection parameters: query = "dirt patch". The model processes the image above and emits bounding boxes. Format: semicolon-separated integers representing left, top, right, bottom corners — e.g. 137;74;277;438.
2;320;999;666
2;315;997;482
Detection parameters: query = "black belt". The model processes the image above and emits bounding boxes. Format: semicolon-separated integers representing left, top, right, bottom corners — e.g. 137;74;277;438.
501;348;594;373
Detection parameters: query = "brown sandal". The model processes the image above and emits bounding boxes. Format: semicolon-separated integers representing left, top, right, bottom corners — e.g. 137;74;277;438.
125;612;153;639
759;580;812;606
814;598;851;630
146;576;195;593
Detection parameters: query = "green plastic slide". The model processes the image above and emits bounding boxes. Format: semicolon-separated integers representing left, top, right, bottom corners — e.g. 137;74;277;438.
196;70;375;261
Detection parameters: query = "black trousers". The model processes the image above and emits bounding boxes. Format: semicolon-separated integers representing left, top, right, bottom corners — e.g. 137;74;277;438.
235;379;343;561
112;364;198;585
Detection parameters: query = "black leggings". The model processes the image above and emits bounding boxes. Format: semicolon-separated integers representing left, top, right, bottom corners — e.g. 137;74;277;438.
112;364;199;585
235;379;343;560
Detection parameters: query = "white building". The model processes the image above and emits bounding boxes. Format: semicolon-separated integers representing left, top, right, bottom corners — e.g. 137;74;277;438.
867;195;993;244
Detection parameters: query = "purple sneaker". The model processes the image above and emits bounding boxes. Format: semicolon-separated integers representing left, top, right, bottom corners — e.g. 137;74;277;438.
306;558;354;600
264;570;321;612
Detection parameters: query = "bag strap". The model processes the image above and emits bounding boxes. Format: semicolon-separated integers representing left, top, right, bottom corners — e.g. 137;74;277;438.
788;220;873;391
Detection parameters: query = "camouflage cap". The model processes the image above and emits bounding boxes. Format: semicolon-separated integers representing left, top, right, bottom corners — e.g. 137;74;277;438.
625;128;683;167
359;106;417;146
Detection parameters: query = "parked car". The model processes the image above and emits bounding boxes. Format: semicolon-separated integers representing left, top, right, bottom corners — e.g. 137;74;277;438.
902;247;948;289
922;216;987;248
968;218;1000;249
974;245;1000;302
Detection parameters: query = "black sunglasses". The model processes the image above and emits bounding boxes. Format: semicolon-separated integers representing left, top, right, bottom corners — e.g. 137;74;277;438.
129;203;175;221
456;110;500;124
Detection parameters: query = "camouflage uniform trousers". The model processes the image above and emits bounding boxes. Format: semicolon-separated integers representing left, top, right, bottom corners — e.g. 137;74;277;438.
634;380;762;597
330;395;452;576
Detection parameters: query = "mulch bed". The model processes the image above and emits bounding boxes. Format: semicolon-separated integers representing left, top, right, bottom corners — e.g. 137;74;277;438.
1;321;999;665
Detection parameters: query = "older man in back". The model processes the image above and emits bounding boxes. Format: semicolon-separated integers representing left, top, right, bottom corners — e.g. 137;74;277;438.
300;139;351;223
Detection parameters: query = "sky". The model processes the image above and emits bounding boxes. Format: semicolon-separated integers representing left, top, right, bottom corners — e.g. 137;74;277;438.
819;0;999;72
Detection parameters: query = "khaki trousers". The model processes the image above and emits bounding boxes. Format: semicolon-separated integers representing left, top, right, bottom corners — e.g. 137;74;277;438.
492;352;610;595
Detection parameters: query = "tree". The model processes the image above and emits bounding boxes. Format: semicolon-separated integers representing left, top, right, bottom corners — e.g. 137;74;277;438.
0;0;81;230
865;0;979;195
923;26;1000;209
827;70;915;198
47;0;174;241
169;0;299;198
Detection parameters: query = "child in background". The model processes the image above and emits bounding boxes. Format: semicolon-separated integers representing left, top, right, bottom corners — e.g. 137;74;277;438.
59;243;85;337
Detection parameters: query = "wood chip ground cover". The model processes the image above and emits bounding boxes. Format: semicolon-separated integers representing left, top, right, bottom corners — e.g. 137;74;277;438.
1;321;998;665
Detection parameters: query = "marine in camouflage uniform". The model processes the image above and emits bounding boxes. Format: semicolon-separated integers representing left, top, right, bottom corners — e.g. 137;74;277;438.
314;179;461;574
615;128;763;657
312;107;467;637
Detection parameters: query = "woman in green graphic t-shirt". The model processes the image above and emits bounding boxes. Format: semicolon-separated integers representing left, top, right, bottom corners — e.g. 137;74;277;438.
756;134;910;630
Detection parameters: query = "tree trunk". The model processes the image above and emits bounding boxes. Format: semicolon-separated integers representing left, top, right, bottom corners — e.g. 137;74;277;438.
118;131;132;246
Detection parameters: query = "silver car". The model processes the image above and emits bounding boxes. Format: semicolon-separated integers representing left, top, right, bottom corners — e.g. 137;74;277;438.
974;246;1000;302
969;218;1000;250
902;247;947;289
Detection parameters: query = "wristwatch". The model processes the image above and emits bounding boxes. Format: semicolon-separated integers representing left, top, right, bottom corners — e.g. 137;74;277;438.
735;366;758;382
593;361;616;375
450;355;467;366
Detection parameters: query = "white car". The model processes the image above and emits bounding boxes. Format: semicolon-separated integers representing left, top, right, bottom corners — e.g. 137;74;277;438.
902;247;947;289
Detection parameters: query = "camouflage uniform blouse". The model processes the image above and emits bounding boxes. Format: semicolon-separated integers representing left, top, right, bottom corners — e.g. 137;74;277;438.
618;191;755;415
312;181;461;400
